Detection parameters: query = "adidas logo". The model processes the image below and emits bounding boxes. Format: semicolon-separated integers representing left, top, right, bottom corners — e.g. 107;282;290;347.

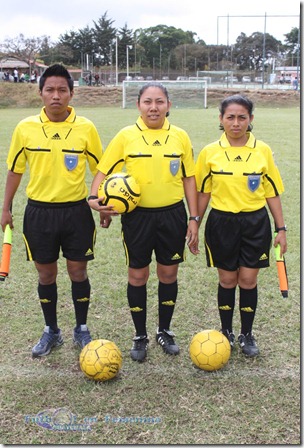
76;297;90;302
130;307;143;312
259;253;268;260
52;133;61;140
161;300;175;306
85;248;93;256
233;155;243;162
40;298;51;303
219;305;232;311
152;140;161;146
171;253;181;260
240;306;254;312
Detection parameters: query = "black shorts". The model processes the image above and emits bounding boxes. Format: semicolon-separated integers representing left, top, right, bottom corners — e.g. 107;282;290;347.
204;207;272;271
23;199;96;264
121;201;187;269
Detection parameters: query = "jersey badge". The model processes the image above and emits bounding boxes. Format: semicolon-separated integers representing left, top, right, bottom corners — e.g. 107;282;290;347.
170;160;180;176
247;175;260;192
64;154;78;171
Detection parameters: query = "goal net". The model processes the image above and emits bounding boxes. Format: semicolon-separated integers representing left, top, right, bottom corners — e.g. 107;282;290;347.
122;80;208;109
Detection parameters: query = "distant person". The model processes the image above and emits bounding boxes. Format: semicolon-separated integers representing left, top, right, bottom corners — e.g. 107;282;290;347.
94;73;100;86
293;77;298;91
13;68;18;83
88;82;199;362
30;71;36;83
0;64;116;358
195;94;287;357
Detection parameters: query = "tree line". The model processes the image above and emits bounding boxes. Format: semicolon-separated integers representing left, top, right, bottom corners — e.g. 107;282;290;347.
0;12;300;76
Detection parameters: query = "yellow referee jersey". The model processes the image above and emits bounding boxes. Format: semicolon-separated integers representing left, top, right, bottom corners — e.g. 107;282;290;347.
97;116;196;208
7;106;103;202
195;132;284;213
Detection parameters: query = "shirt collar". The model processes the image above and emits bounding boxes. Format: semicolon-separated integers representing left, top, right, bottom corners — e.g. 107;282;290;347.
136;116;170;131
219;131;256;148
40;105;75;123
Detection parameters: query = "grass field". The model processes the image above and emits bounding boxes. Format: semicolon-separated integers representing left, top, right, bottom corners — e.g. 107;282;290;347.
0;105;300;445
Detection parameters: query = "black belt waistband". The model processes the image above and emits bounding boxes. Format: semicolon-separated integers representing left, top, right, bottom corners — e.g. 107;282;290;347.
28;198;86;208
135;200;184;213
211;206;266;216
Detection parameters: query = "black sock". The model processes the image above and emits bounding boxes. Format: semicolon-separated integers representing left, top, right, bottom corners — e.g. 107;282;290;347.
239;286;258;335
127;283;147;337
38;282;58;332
72;278;90;328
158;280;177;331
217;283;236;333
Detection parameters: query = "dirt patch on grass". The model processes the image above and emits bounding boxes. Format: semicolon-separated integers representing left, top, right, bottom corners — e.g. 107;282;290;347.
0;82;300;109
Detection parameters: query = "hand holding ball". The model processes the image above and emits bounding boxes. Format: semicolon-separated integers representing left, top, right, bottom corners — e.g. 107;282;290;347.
98;172;141;214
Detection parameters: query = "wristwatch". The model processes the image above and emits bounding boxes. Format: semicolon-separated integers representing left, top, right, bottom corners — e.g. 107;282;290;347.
189;216;201;223
275;225;287;232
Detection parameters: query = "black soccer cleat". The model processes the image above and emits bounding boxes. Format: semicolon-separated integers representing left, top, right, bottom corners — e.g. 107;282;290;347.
238;332;260;357
221;329;236;349
130;335;149;362
156;329;180;355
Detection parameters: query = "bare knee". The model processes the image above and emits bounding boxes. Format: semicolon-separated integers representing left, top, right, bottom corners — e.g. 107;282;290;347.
128;267;149;287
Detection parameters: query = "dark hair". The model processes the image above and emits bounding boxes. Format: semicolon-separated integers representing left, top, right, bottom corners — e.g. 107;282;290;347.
219;94;254;131
137;82;170;103
39;64;74;91
137;82;170;116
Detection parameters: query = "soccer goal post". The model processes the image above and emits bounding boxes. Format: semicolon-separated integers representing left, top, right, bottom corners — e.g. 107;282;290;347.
122;80;208;109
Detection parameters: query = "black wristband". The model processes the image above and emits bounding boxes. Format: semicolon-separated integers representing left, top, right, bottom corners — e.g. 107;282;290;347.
88;195;98;201
275;226;287;232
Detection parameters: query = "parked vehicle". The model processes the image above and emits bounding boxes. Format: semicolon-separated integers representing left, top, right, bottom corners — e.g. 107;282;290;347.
224;76;238;82
242;76;251;83
254;77;264;83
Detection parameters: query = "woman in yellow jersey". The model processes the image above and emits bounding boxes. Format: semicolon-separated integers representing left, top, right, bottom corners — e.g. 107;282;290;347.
195;94;287;357
89;83;199;362
1;64;116;358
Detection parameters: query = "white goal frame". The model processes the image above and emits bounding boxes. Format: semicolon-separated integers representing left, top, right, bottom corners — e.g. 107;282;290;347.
122;80;208;109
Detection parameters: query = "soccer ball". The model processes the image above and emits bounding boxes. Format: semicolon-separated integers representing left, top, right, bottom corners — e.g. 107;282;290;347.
98;172;141;214
189;329;231;372
79;339;122;381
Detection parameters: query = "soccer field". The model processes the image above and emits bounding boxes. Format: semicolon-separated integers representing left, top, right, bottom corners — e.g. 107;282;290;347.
0;106;300;444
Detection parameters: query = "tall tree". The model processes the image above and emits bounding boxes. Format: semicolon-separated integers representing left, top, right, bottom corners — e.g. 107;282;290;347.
135;25;197;69
58;26;94;66
284;27;300;66
233;32;281;72
92;12;117;66
0;34;49;66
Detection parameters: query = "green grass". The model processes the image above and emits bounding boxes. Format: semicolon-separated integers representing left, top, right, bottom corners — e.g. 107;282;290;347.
0;106;300;445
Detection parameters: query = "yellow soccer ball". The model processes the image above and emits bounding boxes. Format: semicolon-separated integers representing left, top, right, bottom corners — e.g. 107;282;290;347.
98;172;141;214
79;339;122;381
189;329;231;372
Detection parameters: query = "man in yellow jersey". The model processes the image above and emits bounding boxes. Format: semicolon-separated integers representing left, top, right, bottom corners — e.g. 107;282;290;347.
89;83;199;362
196;94;287;357
0;64;116;358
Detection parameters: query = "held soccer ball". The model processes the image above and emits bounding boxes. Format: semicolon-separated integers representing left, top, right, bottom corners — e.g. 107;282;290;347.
189;329;231;372
98;172;141;214
79;339;122;381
